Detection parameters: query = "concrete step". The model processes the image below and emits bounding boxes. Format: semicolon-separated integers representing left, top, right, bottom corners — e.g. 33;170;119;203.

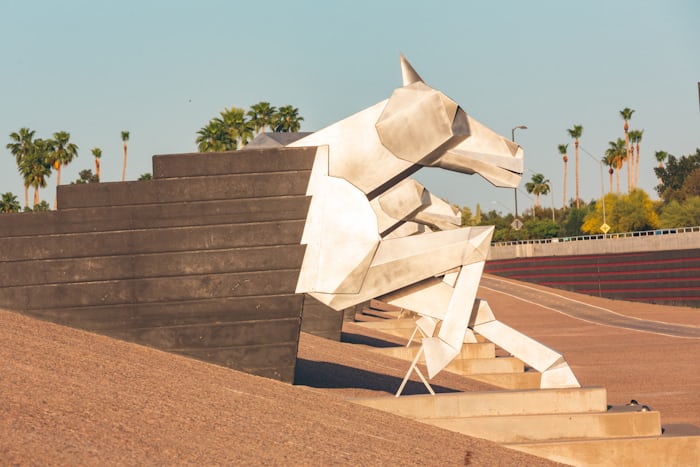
0;220;306;261
369;343;496;361
57;171;312;209
151;146;317;179
0;269;301;311
505;433;700;466
0;195;310;237
0;244;306;287
466;371;541;390
350;387;609;419
445;357;524;376
424;410;660;443
24;294;304;331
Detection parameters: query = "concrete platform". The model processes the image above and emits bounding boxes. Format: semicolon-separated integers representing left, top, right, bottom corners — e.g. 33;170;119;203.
424;410;662;443
506;434;700;466
350;387;608;418
369;342;496;360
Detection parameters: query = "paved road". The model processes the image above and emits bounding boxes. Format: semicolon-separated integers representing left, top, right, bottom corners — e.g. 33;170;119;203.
480;275;700;339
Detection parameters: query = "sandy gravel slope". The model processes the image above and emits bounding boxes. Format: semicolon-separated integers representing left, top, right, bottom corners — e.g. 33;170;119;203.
0;309;558;466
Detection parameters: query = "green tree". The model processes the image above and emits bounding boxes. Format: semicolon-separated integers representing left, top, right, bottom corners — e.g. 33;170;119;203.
654;149;700;202
619;107;635;192
566;124;583;208
220;107;253;149
247;101;277;135
524;173;550;209
6;127;36;208
32;200;51;212
196;119;231;152
524;218;560;239
557;144;568;209
561;206;590;236
658;196;700;228
72;169;99;184
460;206;473;226
121;130;129;181
138;172;152;180
48;131;79;209
273;105;304;132
91;147;102;181
0;192;21;213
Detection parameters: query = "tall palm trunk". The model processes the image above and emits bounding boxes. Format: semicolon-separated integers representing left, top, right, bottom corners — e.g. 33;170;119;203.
616;159;622;193
574;139;580;208
635;142;641;188
24;184;29;209
624;121;631;193
562;157;568;208
121;141;127;181
608;168;613;193
33;187;39;208
628;144;635;190
95;158;101;181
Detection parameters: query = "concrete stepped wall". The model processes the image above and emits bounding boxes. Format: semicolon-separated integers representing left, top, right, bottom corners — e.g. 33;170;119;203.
0;146;323;382
485;248;700;307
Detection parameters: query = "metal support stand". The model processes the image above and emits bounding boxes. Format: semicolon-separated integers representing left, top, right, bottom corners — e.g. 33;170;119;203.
395;346;435;397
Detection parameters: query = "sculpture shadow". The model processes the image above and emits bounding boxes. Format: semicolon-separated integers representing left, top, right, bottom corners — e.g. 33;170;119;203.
340;331;404;348
294;358;461;395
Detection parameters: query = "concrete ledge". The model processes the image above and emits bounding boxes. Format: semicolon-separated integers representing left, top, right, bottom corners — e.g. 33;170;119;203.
506;434;700;466
152;146;317;178
369;343;496;360
425;410;661;443
446;357;524;375
350;387;608;419
467;371;541;390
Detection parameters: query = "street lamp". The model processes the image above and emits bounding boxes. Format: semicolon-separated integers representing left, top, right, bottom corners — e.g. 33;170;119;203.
511;125;528;218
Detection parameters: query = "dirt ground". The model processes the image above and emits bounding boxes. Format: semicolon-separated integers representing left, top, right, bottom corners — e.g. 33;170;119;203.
0;308;559;466
1;276;698;465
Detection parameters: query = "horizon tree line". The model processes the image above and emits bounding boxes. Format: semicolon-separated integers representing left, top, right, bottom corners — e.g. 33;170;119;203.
5;128;129;210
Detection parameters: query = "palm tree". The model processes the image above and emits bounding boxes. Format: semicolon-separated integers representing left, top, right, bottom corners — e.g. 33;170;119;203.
557;144;568;209
21;139;53;208
524;173;551;209
48;131;79;209
6;127;36;208
566;124;583;208
605;138;626;193
121;130;129;181
655;150;668;186
632;129;644;188
619;107;635;192
273;105;304;132
196;119;230;152
602;153;616;194
91;147;102;181
220;107;253;149
0;192;21;213
247;101;277;135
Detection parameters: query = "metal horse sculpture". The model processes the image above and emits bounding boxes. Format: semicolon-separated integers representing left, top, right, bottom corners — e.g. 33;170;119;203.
290;56;579;394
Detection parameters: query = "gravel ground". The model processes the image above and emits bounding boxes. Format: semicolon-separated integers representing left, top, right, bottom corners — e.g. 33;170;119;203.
0;308;558;466
1;276;697;465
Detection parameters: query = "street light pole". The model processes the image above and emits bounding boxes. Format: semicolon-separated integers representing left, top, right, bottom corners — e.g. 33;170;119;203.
511;125;528;218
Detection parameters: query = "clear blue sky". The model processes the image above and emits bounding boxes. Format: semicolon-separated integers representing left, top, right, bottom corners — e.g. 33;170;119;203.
1;0;698;214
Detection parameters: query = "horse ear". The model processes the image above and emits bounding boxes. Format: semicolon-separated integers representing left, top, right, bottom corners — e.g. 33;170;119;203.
400;54;424;86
